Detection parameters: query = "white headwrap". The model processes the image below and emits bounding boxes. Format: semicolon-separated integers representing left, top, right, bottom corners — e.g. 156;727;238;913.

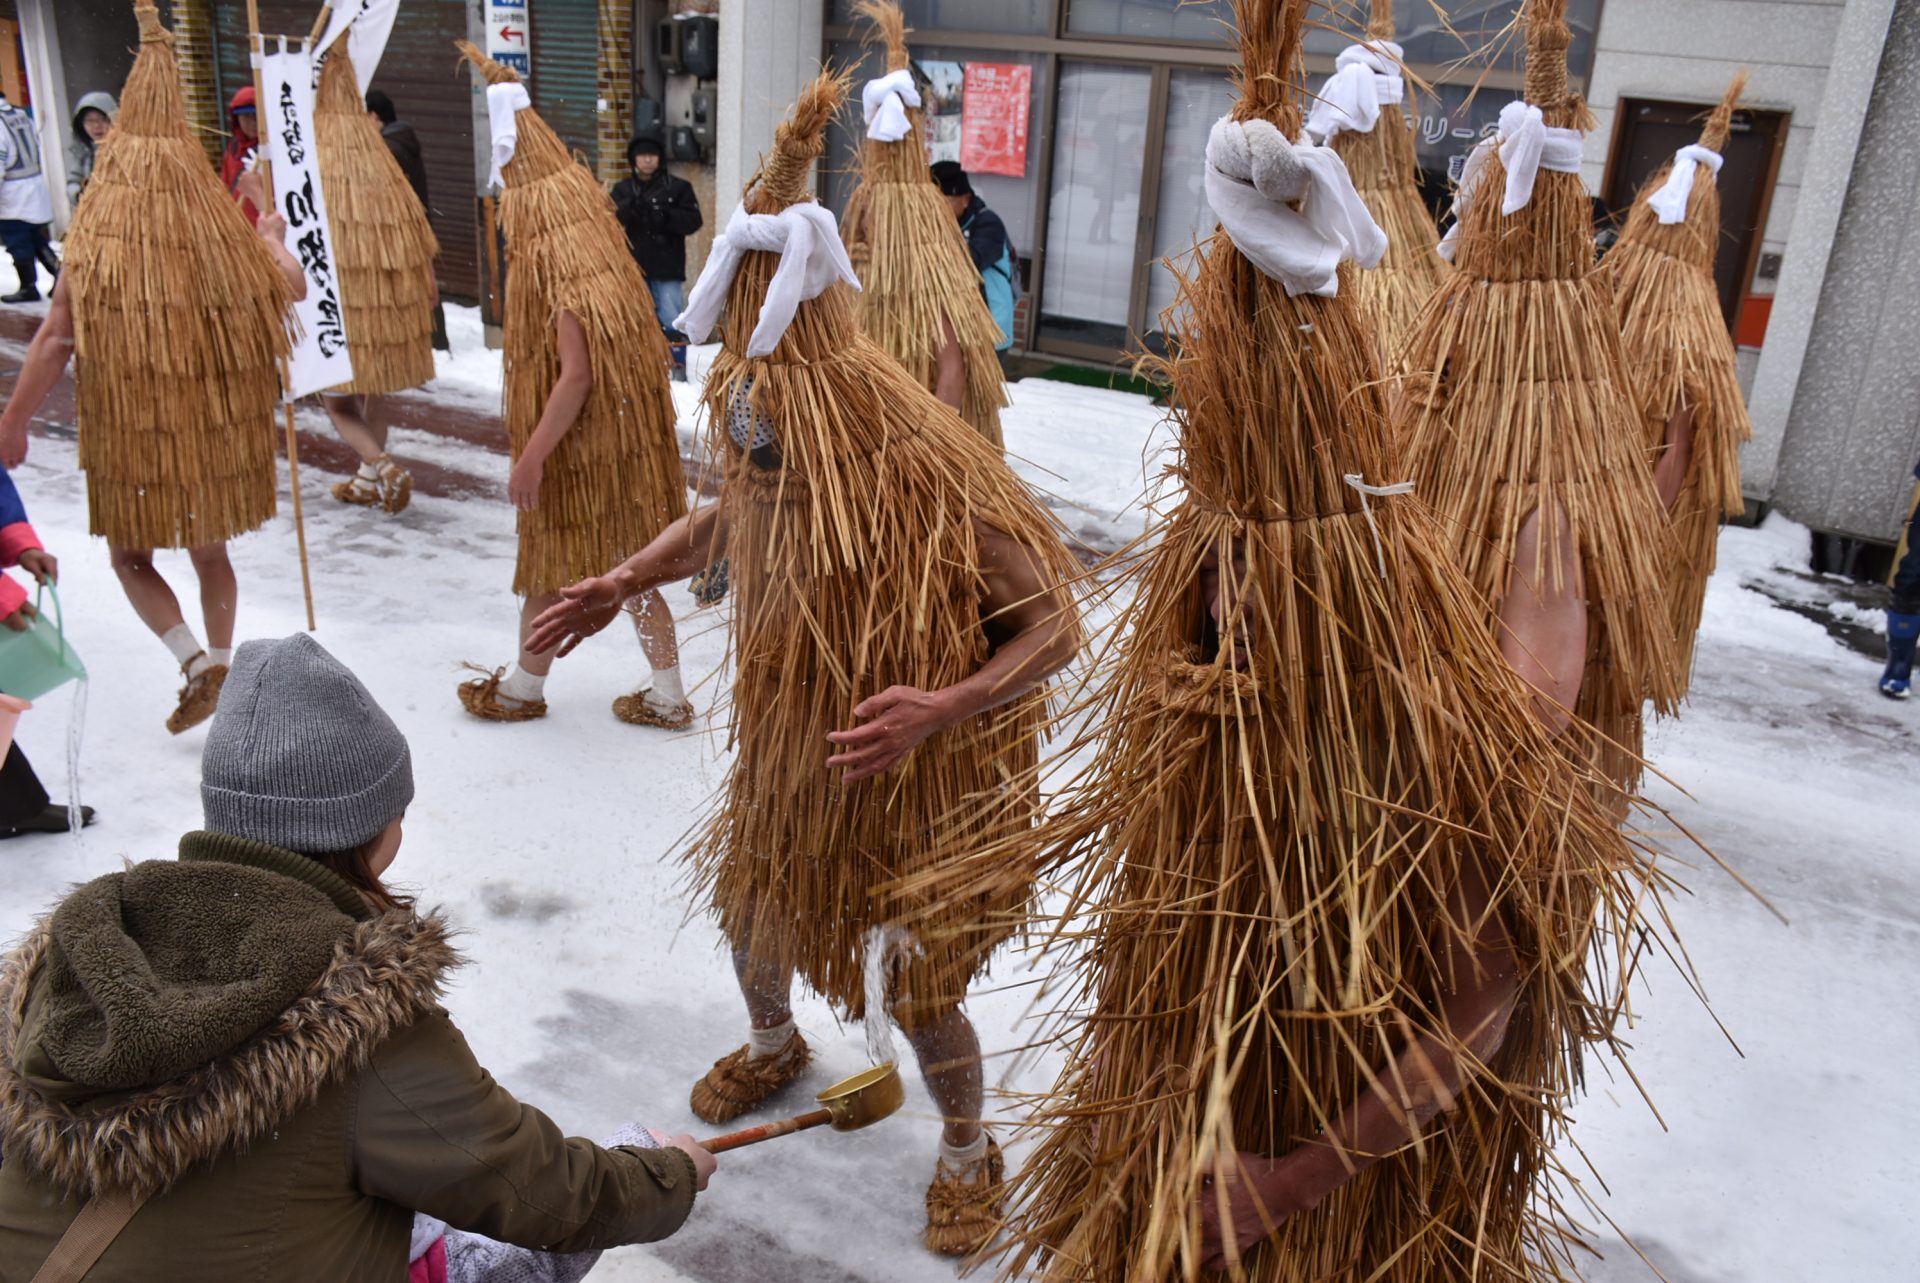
861;69;922;143
1437;100;1585;262
1303;40;1406;144
1203;115;1387;298
675;201;862;357
1647;144;1724;225
484;82;531;191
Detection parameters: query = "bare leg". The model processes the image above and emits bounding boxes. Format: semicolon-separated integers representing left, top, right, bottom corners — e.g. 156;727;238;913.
628;588;680;671
515;592;564;678
1652;401;1695;513
900;1005;985;1147
1495;500;1587;736
933;311;965;413
321;393;389;463
108;545;187;638
732;943;796;1030
186;543;237;651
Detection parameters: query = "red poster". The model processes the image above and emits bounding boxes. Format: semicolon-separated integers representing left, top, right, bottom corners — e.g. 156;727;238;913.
959;63;1031;177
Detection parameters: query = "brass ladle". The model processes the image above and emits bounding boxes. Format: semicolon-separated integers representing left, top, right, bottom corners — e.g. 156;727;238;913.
701;1062;905;1153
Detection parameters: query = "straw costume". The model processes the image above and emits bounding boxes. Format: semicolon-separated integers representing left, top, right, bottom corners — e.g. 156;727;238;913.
1308;0;1444;367
838;2;1009;449
1593;75;1753;695
48;1;295;732
312;36;439;513
977;7;1682;1280
454;46;690;729
1399;0;1676;787
666;72;1076;1254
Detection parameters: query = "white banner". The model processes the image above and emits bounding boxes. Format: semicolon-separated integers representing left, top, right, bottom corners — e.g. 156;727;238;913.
257;41;354;400
313;0;401;92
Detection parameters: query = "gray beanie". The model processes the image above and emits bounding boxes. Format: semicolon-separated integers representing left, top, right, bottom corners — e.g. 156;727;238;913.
201;634;414;852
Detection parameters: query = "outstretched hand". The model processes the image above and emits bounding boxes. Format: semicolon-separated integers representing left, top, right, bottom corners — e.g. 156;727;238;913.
824;685;953;783
526;577;626;658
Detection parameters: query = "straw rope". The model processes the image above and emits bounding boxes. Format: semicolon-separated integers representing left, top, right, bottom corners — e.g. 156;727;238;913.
838;2;1009;448
686;71;1078;1024
314;40;438;396
1594;73;1752;694
975;3;1678;1277
458;44;686;596
1399;0;1673;787
63;2;294;550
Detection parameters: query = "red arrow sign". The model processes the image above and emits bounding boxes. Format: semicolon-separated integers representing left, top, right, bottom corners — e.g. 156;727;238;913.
498;24;525;44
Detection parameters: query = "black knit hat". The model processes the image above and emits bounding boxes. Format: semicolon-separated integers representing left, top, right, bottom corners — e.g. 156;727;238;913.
627;134;665;164
929;160;971;196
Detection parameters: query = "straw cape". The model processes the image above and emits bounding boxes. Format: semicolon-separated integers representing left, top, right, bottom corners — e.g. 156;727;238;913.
838;1;1009;449
1594;74;1753;695
314;37;438;396
1319;0;1445;367
62;2;294;550
1399;0;1676;786
686;71;1076;1027
458;45;686;597
972;4;1680;1279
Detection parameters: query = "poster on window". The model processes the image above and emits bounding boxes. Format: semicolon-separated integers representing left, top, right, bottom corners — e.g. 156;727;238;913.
919;60;965;165
257;41;354;400
959;62;1030;178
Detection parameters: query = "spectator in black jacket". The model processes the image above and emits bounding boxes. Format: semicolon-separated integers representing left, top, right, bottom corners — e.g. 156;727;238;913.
612;136;703;337
366;88;449;351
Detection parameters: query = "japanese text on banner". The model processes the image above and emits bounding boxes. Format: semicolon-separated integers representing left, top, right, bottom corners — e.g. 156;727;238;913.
960;63;1031;177
258;42;353;399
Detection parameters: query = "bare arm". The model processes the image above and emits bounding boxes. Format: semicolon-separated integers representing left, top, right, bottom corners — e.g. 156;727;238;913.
509;310;593;510
932;311;965;412
233;170;309;303
824;518;1079;783
0;276;76;467
1199;848;1519;1268
1653;398;1695;513
524;503;729;658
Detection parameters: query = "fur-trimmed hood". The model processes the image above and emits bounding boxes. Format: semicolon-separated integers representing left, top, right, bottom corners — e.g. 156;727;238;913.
0;848;460;1198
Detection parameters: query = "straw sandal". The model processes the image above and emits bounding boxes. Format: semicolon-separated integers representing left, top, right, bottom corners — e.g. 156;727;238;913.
331;457;412;514
165;659;227;735
331;475;381;507
611;689;694;730
923;1135;1006;1257
457;665;547;722
689;1029;811;1124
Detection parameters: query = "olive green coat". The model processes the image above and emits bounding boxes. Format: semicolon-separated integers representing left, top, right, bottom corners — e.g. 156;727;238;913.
0;833;697;1280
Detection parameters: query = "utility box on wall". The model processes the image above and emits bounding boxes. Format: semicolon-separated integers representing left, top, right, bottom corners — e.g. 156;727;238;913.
658;14;718;81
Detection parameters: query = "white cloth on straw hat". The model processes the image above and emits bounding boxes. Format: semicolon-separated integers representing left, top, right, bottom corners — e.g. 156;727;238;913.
1203;114;1386;298
1647;144;1723;225
1437;100;1584;261
485;82;531;190
862;69;922;142
1303;40;1406;144
676;201;862;357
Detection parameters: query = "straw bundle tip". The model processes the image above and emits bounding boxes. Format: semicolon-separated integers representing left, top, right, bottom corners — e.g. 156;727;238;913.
456;39;521;86
1229;0;1310;127
753;68;853;208
1367;0;1396;40
132;0;166;40
1700;69;1749;150
1523;0;1574;109
853;0;911;71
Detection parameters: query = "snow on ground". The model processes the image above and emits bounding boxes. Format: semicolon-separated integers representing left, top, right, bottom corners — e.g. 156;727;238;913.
0;344;1914;1279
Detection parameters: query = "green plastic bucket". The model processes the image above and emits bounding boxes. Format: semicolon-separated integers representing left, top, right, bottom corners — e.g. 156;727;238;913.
0;584;86;700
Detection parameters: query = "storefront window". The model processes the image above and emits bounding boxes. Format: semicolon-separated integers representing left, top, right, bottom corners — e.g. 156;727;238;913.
1038;61;1152;351
1065;0;1234;42
1145;67;1235;337
827;0;1051;35
1301;0;1602;79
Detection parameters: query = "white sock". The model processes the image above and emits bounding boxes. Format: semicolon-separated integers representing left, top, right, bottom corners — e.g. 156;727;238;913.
208;647;234;668
747;1018;796;1060
648;665;685;706
355;459;382;483
161;623;204;669
497;665;546;705
938;1132;989;1169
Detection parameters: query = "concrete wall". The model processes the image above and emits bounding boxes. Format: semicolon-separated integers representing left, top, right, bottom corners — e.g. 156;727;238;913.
713;0;822;217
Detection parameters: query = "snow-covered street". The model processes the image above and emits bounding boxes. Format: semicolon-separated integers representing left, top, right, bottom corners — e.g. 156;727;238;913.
0;317;1913;1282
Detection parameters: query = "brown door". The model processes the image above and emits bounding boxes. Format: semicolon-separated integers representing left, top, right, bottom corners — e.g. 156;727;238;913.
0;19;24;110
1603;97;1788;328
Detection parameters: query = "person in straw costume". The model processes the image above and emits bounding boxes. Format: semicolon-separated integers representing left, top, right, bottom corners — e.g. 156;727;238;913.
1398;0;1677;787
311;34;438;515
0;0;303;735
956;2;1688;1279
453;46;692;730
838;1;1009;449
525;71;1081;1256
1303;0;1444;369
1593;73;1753;697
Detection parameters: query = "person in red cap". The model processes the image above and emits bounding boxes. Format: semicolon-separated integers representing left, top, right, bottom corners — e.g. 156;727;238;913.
219;86;260;226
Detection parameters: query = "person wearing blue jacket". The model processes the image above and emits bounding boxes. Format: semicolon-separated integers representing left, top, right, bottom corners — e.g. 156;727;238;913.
0;464;93;836
931;162;1016;352
1882;458;1920;698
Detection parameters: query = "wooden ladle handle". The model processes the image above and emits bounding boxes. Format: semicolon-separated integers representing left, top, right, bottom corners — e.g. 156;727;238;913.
701;1108;834;1154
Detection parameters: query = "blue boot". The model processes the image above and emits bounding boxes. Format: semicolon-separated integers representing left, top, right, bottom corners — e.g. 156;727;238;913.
1881;610;1920;698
